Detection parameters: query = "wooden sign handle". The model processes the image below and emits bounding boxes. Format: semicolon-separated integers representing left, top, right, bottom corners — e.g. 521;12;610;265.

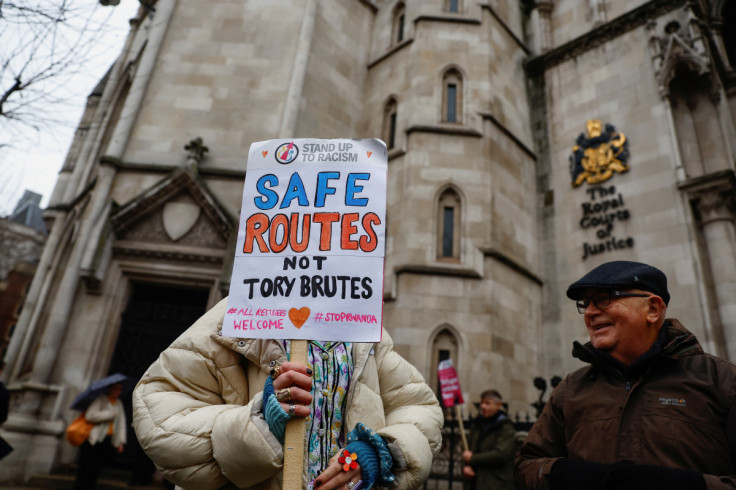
282;340;308;489
456;405;469;453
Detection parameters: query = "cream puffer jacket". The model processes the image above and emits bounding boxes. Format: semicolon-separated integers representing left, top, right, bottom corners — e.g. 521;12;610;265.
132;298;443;489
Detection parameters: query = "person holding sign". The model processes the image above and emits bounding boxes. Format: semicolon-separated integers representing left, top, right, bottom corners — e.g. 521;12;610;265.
132;139;443;490
131;302;443;489
462;390;517;490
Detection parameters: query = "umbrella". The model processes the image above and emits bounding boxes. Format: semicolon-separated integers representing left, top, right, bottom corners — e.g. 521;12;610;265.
70;373;136;411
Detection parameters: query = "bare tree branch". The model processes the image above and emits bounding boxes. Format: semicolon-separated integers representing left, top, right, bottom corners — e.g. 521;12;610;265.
0;0;126;148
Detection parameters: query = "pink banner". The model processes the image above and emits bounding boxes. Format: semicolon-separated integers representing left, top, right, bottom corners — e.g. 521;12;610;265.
438;359;463;407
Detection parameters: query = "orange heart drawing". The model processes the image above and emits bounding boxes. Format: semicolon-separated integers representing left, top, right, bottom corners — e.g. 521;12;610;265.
288;307;310;329
262;151;268;157
366;151;372;158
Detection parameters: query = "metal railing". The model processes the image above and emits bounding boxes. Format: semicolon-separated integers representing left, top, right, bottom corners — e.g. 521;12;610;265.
423;408;536;490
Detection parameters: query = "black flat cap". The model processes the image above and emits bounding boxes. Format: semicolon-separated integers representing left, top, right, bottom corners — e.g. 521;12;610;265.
566;260;670;305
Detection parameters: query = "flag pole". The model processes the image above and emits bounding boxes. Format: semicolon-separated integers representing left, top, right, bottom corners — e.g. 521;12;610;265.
456;403;469;452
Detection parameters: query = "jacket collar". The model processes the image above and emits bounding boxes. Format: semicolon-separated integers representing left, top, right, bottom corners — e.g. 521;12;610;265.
475;411;509;429
659;318;703;358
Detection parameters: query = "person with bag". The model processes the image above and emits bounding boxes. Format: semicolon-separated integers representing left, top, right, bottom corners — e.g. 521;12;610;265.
65;412;94;447
72;382;127;490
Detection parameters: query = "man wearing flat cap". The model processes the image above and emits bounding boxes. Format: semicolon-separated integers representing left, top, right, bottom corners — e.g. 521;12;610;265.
514;260;736;490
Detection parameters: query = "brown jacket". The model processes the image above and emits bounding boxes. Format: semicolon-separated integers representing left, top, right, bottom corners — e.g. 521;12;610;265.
514;319;736;490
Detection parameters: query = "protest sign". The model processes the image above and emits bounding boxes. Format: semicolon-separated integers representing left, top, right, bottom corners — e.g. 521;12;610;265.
223;138;387;342
224;138;387;489
438;358;464;407
438;358;468;451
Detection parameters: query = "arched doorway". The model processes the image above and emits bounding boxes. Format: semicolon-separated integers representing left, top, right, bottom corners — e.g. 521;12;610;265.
107;282;210;486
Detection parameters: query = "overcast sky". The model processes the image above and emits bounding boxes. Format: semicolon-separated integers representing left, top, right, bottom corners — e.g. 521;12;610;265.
0;0;140;216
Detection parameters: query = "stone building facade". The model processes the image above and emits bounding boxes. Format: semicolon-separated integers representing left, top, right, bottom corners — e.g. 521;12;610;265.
1;0;735;482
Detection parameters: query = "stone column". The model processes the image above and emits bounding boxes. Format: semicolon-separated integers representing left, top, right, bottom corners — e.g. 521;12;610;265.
692;177;736;361
529;1;553;54
279;0;316;138
80;0;177;276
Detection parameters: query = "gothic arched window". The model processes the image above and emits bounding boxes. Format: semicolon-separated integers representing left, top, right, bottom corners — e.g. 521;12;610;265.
383;98;398;150
669;67;729;178
430;328;460;397
442;69;463;123
393;3;406;45
437;187;461;260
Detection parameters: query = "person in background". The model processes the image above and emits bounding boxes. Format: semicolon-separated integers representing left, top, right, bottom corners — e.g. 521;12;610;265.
132;298;443;489
73;382;127;490
462;389;517;490
514;260;736;490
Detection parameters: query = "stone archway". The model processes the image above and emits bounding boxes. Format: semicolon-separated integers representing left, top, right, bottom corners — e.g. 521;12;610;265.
106;282;209;485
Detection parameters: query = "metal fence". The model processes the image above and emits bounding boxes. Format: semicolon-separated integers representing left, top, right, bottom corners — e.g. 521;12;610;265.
422;376;562;489
423;408;536;490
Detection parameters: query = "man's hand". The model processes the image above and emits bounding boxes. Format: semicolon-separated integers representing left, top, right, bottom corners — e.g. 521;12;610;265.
462;465;475;478
549;458;611;490
462;450;473;463
603;462;706;490
551;459;708;490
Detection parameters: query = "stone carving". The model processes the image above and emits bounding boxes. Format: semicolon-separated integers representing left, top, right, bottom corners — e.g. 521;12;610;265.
119;204;227;249
118;209;169;243
111;169;231;240
693;188;736;225
569;119;630;187
184;137;209;165
162;200;201;242
526;0;688;75
110;167;233;263
647;5;720;101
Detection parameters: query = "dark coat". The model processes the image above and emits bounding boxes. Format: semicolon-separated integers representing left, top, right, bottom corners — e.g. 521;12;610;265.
463;412;517;490
0;382;12;459
514;319;736;490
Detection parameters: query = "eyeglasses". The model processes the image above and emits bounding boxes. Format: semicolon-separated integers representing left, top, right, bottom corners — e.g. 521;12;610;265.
575;290;651;314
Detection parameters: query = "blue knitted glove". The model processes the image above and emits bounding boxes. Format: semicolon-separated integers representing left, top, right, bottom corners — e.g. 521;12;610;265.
262;376;290;443
263;376;275;407
345;440;379;488
346;423;395;488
